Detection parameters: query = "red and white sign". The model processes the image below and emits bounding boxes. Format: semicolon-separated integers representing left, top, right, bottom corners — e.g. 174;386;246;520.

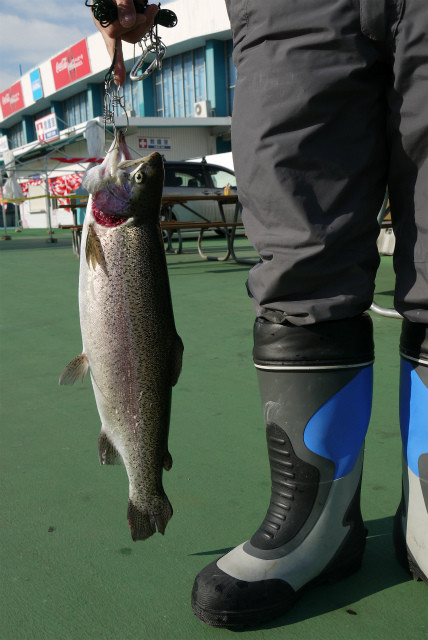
35;114;60;144
51;39;91;90
0;81;25;118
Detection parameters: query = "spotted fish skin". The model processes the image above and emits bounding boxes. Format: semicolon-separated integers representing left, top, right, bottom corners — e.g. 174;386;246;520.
60;134;183;541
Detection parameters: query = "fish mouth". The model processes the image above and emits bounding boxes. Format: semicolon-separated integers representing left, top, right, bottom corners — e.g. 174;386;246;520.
92;200;130;227
87;131;136;227
84;132;164;228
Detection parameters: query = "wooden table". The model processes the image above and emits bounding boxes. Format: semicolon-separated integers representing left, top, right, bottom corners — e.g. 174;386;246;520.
60;194;256;264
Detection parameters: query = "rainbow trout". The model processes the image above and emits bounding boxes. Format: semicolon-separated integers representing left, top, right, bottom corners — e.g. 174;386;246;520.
60;131;183;540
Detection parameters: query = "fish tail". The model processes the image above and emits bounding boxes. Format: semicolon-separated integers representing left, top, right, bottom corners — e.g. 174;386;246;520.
127;496;173;541
98;431;123;465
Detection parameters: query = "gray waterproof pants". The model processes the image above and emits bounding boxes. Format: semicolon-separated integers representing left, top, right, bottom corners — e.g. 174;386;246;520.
226;0;428;325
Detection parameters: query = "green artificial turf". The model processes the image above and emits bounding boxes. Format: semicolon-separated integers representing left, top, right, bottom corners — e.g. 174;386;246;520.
1;231;426;639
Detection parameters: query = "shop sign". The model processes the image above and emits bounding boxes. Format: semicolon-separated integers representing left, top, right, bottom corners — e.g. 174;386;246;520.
51;39;91;90
30;69;43;101
35;113;60;144
138;137;172;151
0;81;25;118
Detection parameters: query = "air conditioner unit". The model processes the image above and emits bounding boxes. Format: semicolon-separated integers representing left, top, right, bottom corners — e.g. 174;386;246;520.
194;100;211;117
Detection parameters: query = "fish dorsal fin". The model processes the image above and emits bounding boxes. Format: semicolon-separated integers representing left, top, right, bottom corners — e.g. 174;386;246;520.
86;223;107;273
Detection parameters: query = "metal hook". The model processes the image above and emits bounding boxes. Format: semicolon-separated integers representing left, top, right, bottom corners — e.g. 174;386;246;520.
130;41;166;81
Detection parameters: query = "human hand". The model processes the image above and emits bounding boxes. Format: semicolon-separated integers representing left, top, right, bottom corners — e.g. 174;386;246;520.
91;0;159;86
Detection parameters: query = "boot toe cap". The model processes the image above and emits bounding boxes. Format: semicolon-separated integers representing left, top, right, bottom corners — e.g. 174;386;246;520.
191;559;296;629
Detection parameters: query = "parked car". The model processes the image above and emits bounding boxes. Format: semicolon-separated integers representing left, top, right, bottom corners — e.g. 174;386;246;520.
162;159;239;225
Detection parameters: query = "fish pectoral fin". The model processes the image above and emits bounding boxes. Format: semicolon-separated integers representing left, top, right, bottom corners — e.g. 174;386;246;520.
59;354;89;385
171;335;184;387
86;223;107;273
98;431;123;465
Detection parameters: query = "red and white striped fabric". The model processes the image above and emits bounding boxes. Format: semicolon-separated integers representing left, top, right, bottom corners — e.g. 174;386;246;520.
19;174;84;207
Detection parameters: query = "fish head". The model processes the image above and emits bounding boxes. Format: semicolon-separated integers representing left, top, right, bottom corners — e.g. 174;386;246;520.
121;151;165;223
82;131;164;227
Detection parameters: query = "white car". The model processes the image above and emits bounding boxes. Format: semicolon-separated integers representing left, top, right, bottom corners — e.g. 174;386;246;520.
162;159;239;225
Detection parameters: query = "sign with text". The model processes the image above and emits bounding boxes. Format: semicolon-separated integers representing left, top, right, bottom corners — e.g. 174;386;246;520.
51;39;91;90
30;69;43;101
0;81;25;118
138;137;171;151
35;113;59;144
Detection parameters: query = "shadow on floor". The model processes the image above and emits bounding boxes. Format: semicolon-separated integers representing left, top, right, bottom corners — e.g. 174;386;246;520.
190;516;412;631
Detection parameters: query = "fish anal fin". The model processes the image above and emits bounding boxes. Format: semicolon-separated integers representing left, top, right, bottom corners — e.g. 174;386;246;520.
163;451;173;471
98;431;123;465
171;335;184;387
86;223;107;273
59;354;89;385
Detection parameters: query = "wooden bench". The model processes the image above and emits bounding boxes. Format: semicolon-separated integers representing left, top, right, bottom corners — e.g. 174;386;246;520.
59;224;83;256
161;220;245;261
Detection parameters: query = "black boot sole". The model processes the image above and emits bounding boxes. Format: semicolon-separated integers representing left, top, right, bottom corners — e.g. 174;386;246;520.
393;506;428;585
191;550;365;630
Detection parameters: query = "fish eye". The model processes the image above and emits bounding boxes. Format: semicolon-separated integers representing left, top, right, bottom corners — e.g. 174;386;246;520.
134;171;145;184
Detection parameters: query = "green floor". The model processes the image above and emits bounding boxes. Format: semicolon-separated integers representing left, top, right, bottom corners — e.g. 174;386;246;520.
1;230;427;639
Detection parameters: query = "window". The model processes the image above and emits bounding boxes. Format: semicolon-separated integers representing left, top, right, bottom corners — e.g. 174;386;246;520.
122;77;140;115
164;166;206;188
172;57;184;117
155;47;207;118
62;91;88;127
183;52;195;116
193;48;206;103
207;167;237;189
9;122;25;149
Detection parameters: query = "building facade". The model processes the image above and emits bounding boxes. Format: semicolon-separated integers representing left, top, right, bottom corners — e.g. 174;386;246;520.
0;0;235;163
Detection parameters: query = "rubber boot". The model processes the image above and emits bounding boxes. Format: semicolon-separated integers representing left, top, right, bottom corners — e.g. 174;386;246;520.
191;314;374;629
393;319;428;584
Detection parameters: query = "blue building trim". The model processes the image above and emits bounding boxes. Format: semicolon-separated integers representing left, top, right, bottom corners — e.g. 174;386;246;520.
50;102;65;130
87;84;103;120
139;74;155;116
205;40;227;117
22;116;35;145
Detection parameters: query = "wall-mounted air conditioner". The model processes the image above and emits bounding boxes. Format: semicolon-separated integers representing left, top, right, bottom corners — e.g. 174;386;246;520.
194;100;212;117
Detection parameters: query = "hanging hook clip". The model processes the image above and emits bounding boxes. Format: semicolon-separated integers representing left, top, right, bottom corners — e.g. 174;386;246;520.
129;5;177;81
130;38;166;81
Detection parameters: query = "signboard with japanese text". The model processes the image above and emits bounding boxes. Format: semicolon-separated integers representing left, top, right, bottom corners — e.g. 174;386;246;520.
138;137;172;151
0;81;25;118
51;39;91;90
30;69;43;101
35;113;59;144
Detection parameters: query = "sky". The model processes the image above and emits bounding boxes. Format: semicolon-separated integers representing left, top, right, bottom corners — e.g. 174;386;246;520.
0;0;97;93
0;1;176;93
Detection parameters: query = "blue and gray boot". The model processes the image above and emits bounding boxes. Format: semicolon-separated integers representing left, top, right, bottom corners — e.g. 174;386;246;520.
394;319;428;584
191;314;374;628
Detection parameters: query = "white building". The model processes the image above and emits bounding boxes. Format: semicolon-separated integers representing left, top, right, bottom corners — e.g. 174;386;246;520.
0;0;235;228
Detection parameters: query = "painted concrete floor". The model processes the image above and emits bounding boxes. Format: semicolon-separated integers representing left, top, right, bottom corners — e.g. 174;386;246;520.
1;229;426;639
